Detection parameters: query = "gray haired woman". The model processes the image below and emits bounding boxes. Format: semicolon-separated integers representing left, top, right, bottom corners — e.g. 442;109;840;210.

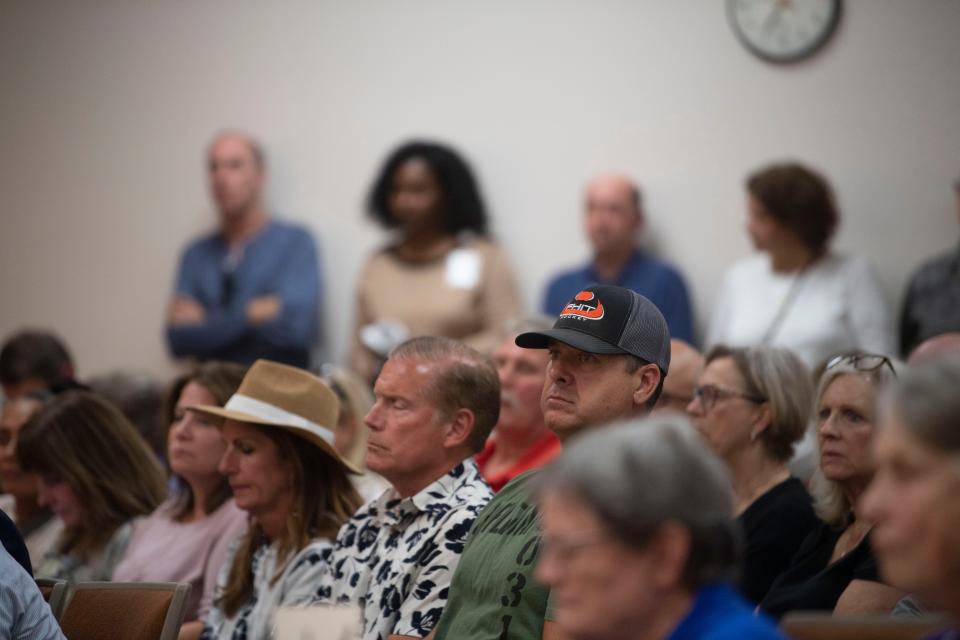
534;415;784;640
687;345;819;603
760;354;904;617
862;355;960;635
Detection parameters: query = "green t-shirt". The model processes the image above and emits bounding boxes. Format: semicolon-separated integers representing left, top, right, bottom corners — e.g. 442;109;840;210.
433;469;549;640
436;469;550;640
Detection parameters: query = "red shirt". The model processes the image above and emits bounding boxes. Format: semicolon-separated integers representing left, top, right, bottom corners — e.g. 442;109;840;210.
475;431;562;493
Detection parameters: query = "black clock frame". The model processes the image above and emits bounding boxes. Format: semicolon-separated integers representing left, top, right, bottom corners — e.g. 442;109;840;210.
726;0;843;64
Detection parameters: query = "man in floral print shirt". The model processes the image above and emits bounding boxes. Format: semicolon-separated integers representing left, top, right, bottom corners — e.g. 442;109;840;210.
311;336;499;639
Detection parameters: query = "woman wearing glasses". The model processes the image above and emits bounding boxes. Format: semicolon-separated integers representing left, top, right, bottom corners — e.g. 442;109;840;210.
686;345;818;604
535;416;784;640
760;354;904;617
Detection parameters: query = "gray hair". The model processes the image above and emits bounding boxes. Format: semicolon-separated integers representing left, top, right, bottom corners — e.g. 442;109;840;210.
810;356;902;526
536;414;739;589
883;355;960;457
389;336;500;453
705;345;813;462
321;365;375;471
499;314;554;342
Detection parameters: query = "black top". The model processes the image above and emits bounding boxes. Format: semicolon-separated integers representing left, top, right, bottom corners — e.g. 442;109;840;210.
900;244;960;355
759;519;880;619
0;506;32;576
736;477;818;604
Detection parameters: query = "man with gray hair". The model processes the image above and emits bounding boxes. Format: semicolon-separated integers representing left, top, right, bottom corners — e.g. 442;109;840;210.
312;336;497;640
535;415;784;639
431;284;670;640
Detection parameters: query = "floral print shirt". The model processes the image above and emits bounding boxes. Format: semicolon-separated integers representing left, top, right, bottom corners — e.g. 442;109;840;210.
312;460;492;640
34;521;133;583
201;538;332;640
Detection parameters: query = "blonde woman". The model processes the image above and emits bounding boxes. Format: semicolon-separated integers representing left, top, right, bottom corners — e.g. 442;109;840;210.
113;362;248;640
197;360;362;639
760;354;904;617
16;391;167;582
321;365;389;502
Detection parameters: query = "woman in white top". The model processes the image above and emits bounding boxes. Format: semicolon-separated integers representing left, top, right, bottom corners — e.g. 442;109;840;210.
197;360;362;640
708;162;895;370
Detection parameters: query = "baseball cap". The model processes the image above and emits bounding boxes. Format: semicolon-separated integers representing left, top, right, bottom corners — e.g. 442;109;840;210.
516;284;671;374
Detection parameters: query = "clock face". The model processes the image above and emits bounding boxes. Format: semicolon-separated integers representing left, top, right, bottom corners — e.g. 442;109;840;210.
727;0;842;63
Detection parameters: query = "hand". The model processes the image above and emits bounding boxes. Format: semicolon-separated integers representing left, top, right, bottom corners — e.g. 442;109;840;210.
168;296;206;326
246;295;281;325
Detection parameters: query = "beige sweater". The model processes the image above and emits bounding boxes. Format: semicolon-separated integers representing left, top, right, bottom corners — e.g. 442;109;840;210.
351;237;520;381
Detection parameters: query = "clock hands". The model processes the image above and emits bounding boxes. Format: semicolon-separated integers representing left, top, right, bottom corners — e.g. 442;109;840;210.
762;0;788;36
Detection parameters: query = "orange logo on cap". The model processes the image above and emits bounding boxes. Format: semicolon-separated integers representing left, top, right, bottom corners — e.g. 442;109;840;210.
561;290;605;320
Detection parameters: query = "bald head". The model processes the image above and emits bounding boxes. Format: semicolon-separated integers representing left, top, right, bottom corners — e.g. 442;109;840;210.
584;173;643;260
908;332;960;366
207;130;266;222
587;173;641;209
209;131;265;170
653;339;703;414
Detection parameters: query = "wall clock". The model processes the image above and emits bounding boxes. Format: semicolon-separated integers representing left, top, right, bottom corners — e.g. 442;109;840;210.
727;0;842;63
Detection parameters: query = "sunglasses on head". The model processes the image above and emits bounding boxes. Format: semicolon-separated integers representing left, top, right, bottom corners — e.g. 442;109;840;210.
825;354;897;378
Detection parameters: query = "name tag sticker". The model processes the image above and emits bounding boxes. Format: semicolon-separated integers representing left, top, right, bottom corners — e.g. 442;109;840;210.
445;248;482;289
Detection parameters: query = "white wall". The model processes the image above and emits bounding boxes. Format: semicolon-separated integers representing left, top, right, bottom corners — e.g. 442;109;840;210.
1;0;958;380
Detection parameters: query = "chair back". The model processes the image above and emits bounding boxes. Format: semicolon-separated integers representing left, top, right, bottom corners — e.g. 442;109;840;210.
59;582;191;640
781;612;951;640
35;578;68;620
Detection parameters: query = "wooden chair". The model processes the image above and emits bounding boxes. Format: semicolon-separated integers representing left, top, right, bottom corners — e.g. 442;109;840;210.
58;582;192;640
35;578;68;620
781;612;952;640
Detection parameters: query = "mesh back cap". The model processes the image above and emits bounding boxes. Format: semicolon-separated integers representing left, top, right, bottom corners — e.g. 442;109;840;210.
516;284;671;374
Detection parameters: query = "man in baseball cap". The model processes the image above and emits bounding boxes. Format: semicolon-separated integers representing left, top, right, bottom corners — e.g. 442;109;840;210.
431;284;671;640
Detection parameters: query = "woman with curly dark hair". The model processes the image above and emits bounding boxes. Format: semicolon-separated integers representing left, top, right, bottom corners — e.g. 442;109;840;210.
350;140;519;382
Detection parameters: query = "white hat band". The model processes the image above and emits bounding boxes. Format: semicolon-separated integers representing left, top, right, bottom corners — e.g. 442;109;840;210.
224;393;335;445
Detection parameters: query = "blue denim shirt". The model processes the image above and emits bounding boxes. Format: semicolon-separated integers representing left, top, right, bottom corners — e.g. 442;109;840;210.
542;250;695;345
167;220;321;367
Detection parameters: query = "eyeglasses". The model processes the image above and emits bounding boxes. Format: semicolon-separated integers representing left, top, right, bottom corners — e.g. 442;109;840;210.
826;354;897;379
691;384;765;413
539;530;609;562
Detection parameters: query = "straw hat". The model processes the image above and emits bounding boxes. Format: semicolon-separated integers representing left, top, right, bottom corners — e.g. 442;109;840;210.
190;359;361;474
